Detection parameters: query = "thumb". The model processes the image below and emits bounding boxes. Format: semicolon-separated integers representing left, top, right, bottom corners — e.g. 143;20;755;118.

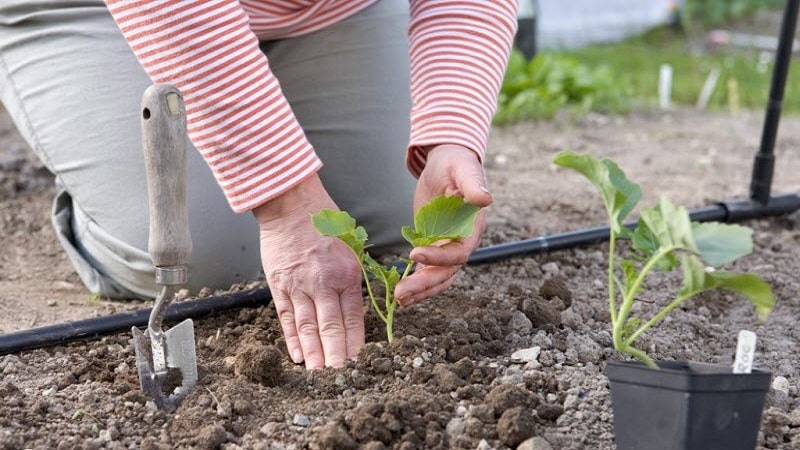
455;161;492;207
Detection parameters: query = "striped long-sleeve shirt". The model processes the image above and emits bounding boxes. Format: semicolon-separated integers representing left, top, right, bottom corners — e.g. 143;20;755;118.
104;0;518;213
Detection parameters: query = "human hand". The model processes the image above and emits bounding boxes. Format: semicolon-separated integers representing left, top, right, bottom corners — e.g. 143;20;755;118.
394;144;492;306
253;174;364;370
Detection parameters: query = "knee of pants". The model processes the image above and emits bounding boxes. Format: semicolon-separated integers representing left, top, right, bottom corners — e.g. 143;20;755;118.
58;189;262;300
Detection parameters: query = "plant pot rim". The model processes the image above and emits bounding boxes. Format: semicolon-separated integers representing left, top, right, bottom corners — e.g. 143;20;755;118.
606;359;772;392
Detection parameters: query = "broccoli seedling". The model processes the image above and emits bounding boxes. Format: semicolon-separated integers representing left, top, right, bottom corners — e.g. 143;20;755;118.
553;150;774;369
312;195;481;342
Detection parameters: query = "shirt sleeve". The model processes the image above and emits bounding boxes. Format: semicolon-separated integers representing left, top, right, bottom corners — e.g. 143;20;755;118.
104;0;322;213
406;0;518;177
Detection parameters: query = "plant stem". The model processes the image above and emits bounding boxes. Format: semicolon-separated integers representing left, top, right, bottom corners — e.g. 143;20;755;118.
624;292;693;346
352;249;387;324
618;343;658;369
608;233;618;326
613;246;674;349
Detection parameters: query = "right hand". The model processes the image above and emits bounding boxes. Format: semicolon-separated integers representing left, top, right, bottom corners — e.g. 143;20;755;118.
253;174;364;370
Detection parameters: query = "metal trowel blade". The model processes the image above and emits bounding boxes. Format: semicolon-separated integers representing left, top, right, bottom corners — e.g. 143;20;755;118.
131;319;197;409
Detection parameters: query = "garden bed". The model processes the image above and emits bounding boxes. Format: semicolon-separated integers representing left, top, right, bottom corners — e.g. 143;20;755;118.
1;107;798;449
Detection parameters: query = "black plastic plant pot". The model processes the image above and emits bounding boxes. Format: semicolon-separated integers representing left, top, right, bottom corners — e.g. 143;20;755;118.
606;360;772;450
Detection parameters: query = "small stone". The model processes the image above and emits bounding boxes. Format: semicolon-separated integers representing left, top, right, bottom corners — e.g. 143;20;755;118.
563;394;579;410
509;311;533;334
259;422;281;436
334;374;347;387
517;436;554;450
772;376;790;394
145;401;158;412
98;426;120;442
47;300;58;307
42;386;57;397
541;262;559;274
476;438;491;450
114;362;130;375
293;414;311;427
511;346;541;363
412;357;424;368
446;417;466;439
223;356;236;370
456;405;468;417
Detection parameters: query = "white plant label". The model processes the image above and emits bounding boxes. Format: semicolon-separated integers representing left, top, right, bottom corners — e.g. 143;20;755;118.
733;330;757;374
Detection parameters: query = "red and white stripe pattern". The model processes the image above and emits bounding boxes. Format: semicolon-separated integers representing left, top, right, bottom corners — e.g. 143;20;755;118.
104;0;517;212
407;1;518;176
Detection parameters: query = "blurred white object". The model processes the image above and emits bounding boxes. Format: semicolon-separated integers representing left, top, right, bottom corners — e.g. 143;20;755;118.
659;64;673;110
537;0;682;50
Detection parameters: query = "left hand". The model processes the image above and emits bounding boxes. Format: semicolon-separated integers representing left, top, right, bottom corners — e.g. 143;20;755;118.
394;144;492;306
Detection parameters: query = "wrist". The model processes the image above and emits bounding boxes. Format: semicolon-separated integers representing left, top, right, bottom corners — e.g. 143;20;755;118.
252;173;327;225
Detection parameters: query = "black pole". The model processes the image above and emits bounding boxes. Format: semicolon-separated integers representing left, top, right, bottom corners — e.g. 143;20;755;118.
2;193;798;356
750;0;799;204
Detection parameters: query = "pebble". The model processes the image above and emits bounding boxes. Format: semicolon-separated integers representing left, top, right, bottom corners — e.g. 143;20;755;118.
517;436;554;450
456;405;468;417
511;346;541;363
145;401;158;412
477;438;491;450
114;362;129;375
412;357;424;368
446;417;466;439
563;394;580;410
509;311;533;334
541;262;559;274
546;393;557;403
259;422;281;436
334;374;347;387
42;386;57;397
292;414;310;427
772;376;790;394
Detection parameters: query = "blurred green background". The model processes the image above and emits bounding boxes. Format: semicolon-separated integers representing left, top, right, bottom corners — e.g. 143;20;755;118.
496;0;799;123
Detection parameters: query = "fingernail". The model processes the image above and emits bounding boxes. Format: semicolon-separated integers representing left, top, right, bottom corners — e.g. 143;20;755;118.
290;349;303;364
480;185;490;194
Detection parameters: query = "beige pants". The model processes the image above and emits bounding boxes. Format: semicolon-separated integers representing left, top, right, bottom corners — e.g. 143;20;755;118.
0;0;415;299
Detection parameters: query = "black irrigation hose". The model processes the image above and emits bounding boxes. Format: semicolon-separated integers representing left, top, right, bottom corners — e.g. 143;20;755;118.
2;193;798;356
0;288;270;356
750;0;799;204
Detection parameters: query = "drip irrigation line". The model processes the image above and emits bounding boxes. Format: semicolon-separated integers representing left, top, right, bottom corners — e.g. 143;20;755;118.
750;0;799;204
2;193;798;356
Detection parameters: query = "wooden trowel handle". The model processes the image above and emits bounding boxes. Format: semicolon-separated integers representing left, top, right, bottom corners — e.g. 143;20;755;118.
141;85;192;269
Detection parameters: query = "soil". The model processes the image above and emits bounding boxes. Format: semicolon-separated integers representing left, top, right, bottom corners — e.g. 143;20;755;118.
1;100;799;450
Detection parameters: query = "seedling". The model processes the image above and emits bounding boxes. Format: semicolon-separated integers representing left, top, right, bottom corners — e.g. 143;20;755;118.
553;150;774;368
312;195;481;342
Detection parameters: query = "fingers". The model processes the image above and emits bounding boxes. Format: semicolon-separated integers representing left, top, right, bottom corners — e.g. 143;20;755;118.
454;163;493;207
292;291;325;370
395;263;461;306
340;285;365;360
273;290;304;364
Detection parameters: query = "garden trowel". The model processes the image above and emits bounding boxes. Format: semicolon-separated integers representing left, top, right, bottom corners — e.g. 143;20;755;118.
132;84;197;409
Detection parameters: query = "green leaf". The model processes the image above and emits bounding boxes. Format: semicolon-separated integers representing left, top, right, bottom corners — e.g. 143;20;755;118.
311;209;368;256
691;222;753;267
679;255;773;321
402;196;481;247
629;197;695;270
365;253;401;293
552;150;641;233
